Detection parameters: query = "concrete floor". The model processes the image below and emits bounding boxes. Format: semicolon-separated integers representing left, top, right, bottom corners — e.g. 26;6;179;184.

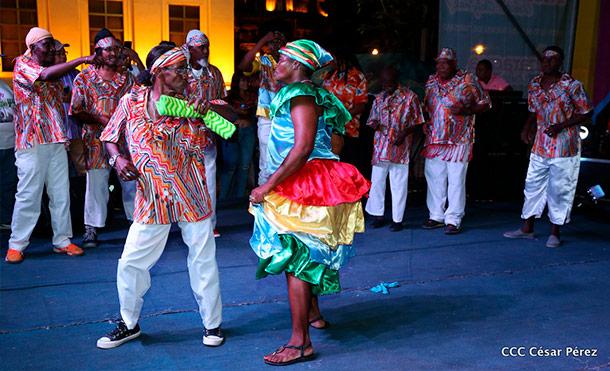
1;202;609;370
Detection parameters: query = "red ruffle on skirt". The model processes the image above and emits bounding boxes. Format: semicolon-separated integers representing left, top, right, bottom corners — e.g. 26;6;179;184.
274;159;370;207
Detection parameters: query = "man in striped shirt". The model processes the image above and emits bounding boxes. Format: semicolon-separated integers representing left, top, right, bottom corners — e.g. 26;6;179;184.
422;48;491;235
70;28;135;248
6;27;94;263
504;46;592;248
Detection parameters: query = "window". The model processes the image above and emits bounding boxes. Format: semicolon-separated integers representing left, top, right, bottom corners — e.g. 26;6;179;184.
89;0;123;53
169;5;200;46
0;0;38;72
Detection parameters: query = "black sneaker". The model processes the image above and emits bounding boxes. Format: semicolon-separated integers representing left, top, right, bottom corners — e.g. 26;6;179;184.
83;225;98;248
203;327;225;347
389;222;403;232
96;320;141;349
371;217;387;229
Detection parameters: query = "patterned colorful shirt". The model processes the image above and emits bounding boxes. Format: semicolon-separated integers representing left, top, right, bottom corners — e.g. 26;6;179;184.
367;87;424;165
100;87;213;224
322;68;368;138
423;70;490;162
187;64;226;101
12;55;67;150
245;54;285;119
70;66;134;169
187;63;227;148
528;74;592;158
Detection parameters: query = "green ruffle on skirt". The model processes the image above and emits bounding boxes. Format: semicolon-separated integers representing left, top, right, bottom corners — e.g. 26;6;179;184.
256;234;341;295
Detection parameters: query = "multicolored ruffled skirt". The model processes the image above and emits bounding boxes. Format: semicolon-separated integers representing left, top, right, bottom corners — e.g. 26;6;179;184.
249;159;370;295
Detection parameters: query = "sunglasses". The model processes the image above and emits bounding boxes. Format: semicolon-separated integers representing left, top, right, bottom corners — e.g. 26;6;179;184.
101;46;122;53
163;66;189;75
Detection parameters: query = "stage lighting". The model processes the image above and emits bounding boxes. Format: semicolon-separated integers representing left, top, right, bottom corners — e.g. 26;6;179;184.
579;126;589;140
265;0;276;11
473;44;485;55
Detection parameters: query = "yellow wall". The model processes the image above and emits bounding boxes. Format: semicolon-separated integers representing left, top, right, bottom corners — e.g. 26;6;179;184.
0;0;234;84
572;0;599;94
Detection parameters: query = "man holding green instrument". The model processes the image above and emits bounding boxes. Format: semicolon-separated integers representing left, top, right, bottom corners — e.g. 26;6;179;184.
97;45;224;349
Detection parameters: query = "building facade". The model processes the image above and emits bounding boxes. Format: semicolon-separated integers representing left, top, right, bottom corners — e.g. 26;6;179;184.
0;0;234;83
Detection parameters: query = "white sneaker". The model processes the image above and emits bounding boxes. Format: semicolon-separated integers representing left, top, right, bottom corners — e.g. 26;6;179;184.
546;235;561;248
203;327;225;347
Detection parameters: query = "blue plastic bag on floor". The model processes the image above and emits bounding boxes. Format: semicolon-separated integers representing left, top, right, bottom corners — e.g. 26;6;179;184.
370;281;400;294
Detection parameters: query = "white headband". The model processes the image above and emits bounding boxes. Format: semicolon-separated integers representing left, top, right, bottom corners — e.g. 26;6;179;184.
543;50;560;58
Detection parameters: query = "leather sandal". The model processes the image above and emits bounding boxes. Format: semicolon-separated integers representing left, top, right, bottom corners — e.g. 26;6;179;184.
422;219;444;229
264;343;315;366
308;316;330;330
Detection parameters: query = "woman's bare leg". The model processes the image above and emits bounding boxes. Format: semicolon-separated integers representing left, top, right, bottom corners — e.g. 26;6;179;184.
264;273;314;363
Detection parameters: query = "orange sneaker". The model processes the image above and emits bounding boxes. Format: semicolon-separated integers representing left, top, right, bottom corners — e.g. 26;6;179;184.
53;243;84;256
5;248;24;264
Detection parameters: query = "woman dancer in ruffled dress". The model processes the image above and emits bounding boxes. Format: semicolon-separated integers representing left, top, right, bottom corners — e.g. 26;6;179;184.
248;39;370;366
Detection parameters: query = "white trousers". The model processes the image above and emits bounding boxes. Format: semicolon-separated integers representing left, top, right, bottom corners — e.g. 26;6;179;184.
204;144;217;228
257;117;272;185
365;162;409;223
84;168;110;228
119;177;136;221
425;157;469;227
10;143;72;251
521;153;580;225
117;218;222;330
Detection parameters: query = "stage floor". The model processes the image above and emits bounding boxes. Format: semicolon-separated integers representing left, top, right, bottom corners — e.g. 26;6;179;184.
1;202;609;370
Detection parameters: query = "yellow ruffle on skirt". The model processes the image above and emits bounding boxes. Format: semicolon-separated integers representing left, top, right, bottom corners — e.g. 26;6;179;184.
260;191;365;249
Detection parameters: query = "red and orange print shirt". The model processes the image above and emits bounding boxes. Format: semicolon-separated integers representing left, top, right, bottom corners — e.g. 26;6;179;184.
100;87;212;224
367;87;424;165
423;70;490;162
12;55;67;150
323;68;368;138
528;73;592;158
70;66;134;169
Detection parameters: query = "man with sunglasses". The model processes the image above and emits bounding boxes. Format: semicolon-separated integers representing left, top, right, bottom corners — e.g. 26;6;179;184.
185;29;227;238
70;28;135;248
